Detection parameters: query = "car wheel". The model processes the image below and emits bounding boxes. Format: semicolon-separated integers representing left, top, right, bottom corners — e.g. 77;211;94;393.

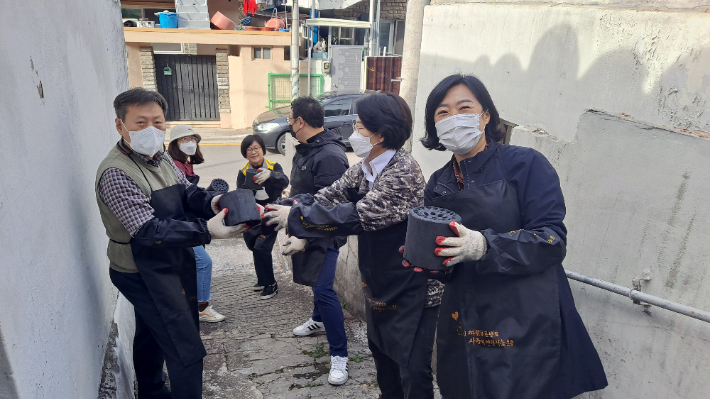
276;133;287;155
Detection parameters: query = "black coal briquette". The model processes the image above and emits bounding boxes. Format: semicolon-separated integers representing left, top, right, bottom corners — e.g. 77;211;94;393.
403;206;462;270
244;168;263;190
219;189;262;227
207;178;230;194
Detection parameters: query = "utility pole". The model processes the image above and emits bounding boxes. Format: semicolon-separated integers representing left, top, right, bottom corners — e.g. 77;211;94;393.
291;0;300;101
286;0;301;174
400;0;429;152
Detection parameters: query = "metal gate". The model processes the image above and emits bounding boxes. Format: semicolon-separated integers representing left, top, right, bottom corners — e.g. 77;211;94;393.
365;56;402;95
155;55;219;121
268;73;324;110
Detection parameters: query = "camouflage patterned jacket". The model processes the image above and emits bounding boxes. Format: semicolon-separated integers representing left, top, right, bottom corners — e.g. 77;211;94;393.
314;148;444;307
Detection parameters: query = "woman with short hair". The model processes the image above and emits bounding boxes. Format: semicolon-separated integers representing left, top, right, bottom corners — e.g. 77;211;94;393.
411;74;607;399
266;92;440;398
238;134;289;299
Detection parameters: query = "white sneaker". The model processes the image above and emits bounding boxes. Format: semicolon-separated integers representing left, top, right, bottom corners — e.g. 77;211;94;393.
292;318;325;336
199;305;226;323
328;355;348;386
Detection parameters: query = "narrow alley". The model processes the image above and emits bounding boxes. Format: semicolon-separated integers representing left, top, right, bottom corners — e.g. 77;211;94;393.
198;238;381;398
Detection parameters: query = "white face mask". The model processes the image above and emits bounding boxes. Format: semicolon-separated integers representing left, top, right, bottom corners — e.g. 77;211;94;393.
349;129;375;158
435;112;485;155
122;121;166;157
179;141;197;156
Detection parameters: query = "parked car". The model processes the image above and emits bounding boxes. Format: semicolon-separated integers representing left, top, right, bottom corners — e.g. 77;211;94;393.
252;91;376;154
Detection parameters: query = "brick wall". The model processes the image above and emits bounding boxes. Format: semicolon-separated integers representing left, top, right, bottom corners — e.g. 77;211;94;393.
139;47;157;91
216;49;231;113
332;0;407;21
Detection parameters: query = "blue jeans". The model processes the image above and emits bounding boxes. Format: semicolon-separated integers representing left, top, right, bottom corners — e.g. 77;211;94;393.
194;246;213;303
311;248;348;357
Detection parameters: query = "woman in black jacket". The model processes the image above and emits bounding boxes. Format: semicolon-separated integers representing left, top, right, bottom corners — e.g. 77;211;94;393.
237;135;289;299
409;74;607;399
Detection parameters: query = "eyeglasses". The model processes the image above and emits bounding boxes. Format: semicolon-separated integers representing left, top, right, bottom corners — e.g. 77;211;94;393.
352;124;371;136
246;146;262;154
286;116;297;124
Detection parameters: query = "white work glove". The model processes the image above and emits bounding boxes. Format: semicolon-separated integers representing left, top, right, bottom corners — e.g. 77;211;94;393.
254;168;271;185
435;222;487;267
282;236;307;256
211;194;223;215
264;204;291;231
207;209;248;239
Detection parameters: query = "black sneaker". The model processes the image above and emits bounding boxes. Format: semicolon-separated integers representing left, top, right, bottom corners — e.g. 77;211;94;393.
260;283;278;300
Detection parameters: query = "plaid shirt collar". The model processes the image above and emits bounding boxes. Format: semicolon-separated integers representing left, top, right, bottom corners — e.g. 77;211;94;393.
117;139;164;167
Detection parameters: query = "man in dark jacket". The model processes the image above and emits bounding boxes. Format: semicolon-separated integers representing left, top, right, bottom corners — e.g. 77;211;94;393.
265;96;350;385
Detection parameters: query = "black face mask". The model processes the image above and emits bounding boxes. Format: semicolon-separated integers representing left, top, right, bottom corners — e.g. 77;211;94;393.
289;119;301;139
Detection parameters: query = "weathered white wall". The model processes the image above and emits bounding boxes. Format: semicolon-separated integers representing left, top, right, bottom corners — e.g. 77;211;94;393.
0;1;131;398
433;0;710;11
408;2;710;397
512;112;710;398
411;2;710;178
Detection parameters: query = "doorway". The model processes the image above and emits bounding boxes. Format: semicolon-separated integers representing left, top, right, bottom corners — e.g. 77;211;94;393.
154;54;220;121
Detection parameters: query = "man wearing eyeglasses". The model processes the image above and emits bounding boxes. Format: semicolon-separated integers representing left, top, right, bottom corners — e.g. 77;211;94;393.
265;96;351;385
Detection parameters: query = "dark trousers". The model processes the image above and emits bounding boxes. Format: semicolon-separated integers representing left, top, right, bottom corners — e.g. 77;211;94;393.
370;305;439;399
110;269;203;399
311;248;348;357
253;245;276;286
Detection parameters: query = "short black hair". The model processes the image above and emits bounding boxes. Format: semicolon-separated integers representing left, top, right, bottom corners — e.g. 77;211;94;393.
113;88;168;121
421;74;505;151
291;96;324;128
355;92;412;150
240;134;266;158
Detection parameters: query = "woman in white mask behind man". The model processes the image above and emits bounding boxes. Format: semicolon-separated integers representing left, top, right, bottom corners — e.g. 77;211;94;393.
408;74;607;399
265;92;441;399
168;125;226;323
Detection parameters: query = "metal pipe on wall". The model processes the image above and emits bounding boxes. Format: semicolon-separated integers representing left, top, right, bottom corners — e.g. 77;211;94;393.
565;270;710;324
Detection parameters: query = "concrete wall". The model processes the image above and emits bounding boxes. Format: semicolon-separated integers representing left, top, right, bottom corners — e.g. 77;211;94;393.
228;46;292;127
404;1;710;397
433;0;710;11
126;43;144;88
333;237;367;320
511;112;710;398
0;1;132;398
411;2;710;178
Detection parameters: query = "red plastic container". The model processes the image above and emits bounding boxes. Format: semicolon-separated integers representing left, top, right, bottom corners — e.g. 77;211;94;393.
210;11;236;30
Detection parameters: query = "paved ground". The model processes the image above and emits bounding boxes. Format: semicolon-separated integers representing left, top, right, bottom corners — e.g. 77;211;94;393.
198;238;384;399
